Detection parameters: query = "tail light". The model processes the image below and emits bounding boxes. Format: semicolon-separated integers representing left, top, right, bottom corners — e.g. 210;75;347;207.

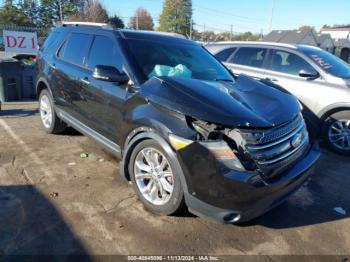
35;53;41;61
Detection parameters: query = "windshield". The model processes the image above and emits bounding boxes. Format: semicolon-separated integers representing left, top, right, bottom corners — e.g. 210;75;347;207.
126;39;234;83
300;47;350;79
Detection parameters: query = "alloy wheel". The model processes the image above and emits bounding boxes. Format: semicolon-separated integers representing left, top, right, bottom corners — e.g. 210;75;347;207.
328;119;350;151
40;94;52;129
134;147;174;206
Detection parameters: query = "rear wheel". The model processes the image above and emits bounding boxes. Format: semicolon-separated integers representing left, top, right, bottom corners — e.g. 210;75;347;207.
129;139;185;215
39;89;67;134
322;111;350;155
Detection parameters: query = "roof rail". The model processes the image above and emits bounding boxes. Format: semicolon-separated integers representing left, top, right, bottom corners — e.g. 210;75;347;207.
61;21;112;29
120;29;186;39
205;41;298;49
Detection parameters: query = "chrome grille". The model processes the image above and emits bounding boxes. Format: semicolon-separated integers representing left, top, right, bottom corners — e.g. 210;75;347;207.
243;115;310;180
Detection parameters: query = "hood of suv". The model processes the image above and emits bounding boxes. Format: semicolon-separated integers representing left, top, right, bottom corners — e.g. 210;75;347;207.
139;75;300;128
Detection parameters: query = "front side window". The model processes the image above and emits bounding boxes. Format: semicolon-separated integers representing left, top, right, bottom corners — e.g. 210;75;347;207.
230;47;267;68
59;33;92;65
215;47;236;61
126;39;234;83
87;35;122;70
268;49;315;76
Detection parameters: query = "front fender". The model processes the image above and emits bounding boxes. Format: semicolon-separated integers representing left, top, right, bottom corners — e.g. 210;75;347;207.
119;131;189;194
318;102;350;120
123;102;196;146
36;77;52;97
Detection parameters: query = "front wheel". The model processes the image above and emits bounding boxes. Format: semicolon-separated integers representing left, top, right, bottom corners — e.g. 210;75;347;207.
322;111;350;155
39;89;67;134
128;139;185;215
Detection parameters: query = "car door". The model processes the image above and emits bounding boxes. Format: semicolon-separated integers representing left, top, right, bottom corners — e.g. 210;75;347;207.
53;32;93;122
80;33;128;143
263;48;324;113
224;46;268;80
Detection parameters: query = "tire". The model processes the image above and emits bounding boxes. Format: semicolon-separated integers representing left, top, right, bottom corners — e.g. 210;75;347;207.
39;89;67;134
128;139;185;215
322;111;350;155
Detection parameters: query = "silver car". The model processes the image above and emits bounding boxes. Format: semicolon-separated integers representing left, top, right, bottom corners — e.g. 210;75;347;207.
206;42;350;155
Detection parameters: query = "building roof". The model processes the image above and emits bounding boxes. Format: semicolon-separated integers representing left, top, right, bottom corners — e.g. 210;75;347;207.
334;38;350;47
321;27;350;32
262;30;315;44
315;33;333;45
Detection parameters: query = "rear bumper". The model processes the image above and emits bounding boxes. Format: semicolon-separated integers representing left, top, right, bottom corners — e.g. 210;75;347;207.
180;144;320;223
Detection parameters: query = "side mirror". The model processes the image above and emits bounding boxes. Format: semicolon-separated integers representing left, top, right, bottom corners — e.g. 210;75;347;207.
299;69;319;79
93;65;129;84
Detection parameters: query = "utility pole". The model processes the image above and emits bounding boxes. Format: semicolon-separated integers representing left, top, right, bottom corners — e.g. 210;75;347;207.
203;23;206;42
268;0;275;33
189;19;193;40
230;24;233;41
136;15;139;30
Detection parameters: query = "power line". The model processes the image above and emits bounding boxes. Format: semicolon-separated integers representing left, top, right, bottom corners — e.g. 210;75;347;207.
194;5;268;23
193;4;297;26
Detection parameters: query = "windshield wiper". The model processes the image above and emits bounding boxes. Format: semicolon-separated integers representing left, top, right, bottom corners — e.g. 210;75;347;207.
214;78;234;82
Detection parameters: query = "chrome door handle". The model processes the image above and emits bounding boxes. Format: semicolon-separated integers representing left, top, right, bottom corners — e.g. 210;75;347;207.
266;78;278;82
80;77;90;85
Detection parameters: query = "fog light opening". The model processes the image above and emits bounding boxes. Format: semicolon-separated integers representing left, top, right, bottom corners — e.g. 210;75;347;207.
223;213;241;223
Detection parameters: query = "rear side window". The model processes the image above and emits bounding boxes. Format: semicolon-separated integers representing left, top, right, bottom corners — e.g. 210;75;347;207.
215;47;236;61
41;31;60;52
268;49;315;76
58;33;92;65
86;35;122;70
231;47;267;68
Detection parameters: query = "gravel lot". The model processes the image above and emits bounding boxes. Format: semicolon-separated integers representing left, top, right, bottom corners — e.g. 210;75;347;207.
0;102;349;259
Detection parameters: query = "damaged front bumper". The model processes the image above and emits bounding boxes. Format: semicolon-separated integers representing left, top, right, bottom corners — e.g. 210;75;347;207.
175;140;320;223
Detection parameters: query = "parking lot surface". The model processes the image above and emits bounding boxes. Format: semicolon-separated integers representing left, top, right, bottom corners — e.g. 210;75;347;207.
0;102;349;257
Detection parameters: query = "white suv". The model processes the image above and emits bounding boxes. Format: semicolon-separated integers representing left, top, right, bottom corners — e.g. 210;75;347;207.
206;42;350;155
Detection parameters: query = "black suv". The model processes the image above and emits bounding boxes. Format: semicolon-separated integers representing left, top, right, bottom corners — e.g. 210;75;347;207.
37;23;320;223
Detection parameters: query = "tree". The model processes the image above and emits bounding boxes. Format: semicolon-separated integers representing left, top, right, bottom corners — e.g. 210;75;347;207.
200;31;216;42
192;30;260;42
18;0;39;26
39;0;83;26
158;0;192;36
299;25;315;33
67;0;109;23
85;0;108;23
109;15;124;29
0;0;31;25
129;7;154;30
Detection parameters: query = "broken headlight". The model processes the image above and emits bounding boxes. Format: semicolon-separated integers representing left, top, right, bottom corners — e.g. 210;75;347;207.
169;133;245;171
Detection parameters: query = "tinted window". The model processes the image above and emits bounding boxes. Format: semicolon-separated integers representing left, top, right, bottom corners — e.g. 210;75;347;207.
300;47;350;79
59;33;91;65
41;31;60;52
215;47;236;61
87;35;122;70
231;47;267;68
269;50;315;76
